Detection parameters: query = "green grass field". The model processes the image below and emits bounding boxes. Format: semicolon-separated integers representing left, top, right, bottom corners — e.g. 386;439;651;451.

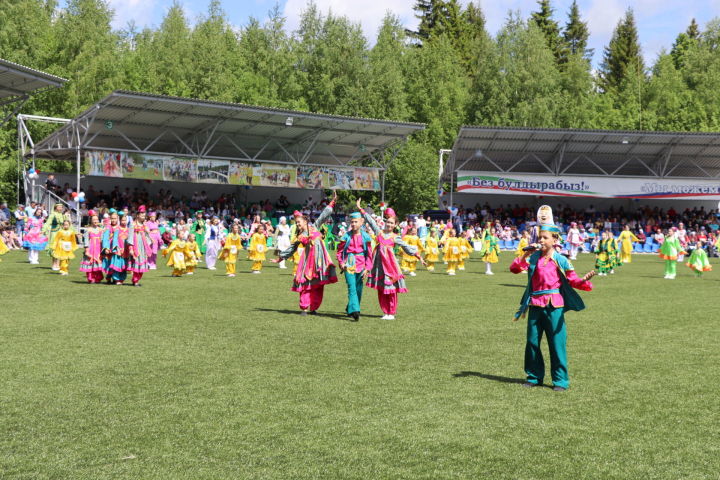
1;249;718;479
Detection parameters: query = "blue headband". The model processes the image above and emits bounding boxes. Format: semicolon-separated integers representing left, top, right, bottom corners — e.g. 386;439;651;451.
349;212;362;219
540;224;561;233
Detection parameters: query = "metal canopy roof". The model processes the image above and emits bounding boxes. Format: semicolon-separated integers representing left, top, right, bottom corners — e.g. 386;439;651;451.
448;126;720;179
31;90;425;168
0;58;66;99
1;58;66;128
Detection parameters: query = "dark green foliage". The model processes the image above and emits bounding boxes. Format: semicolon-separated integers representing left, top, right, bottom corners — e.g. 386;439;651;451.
599;8;645;93
562;0;592;62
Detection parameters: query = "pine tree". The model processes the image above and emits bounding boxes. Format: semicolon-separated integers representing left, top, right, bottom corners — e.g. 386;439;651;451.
409;0;433;42
562;0;592;61
686;18;700;39
599;8;644;93
671;19;701;70
530;0;564;63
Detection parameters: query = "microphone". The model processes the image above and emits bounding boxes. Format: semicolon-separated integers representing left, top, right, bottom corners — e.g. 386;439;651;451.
522;244;540;252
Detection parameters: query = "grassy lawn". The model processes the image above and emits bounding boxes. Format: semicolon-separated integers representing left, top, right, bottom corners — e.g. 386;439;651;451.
1;249;718;479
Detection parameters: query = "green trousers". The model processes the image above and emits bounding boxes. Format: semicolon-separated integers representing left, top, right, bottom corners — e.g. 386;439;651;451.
525;305;569;388
664;260;677;276
344;270;364;314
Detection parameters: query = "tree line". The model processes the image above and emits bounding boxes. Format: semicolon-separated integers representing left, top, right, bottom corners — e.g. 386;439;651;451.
1;0;719;214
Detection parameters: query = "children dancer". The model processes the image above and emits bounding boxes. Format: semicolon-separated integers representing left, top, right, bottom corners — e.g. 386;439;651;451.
424;228;440;271
443;229;462;275
481;222;500;275
146;211;162;269
275;195;338;315
567;222;582;260
79;214;104;283
0;234;8;260
127;206;152;286
248;224;268;274
458;230;473;271
186;234;202;275
221;223;244;277
44;203;66;271
515;230;530;257
22;209;48;264
594;231;611;276
687;241;711;278
607;232;621;274
108;213;131;285
510;223;595;391
357;199;424;320
101;211;120;283
50;220;78;276
275;216;291;269
400;226;423;276
204;216;224;270
617;225;639;264
336;211;373;321
660;227;685;279
163;229;191;277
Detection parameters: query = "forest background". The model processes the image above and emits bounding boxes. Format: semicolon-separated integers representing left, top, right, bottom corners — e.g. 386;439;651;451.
1;0;719;214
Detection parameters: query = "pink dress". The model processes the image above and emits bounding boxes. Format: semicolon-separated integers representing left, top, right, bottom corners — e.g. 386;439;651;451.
79;228;104;273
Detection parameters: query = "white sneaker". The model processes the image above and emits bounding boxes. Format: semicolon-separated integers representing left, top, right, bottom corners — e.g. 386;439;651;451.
208;266;216;270
186;272;194;275
228;274;235;277
485;271;494;275
458;267;465;271
149;265;157;270
448;271;455;275
279;265;287;269
610;270;615;274
383;315;395;320
409;271;416;276
253;270;260;274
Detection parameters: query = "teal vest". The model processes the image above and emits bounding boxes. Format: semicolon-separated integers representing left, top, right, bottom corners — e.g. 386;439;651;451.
514;251;586;320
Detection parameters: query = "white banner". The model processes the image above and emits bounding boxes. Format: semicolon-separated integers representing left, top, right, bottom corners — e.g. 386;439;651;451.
456;171;720;200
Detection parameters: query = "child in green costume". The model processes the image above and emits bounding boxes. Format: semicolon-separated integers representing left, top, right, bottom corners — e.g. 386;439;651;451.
659;227;685;280
686;241;711;278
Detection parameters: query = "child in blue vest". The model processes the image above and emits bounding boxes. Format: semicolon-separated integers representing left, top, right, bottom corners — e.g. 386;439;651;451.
510;223;595;391
336;212;373;321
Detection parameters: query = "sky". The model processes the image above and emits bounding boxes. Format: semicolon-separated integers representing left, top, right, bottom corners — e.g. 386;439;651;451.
95;0;720;67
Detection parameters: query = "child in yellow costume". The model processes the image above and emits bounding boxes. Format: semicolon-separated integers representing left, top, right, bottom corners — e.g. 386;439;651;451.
400;226;423;276
458;231;473;271
481;224;500;275
424;229;440;271
617;225;639;264
248;223;268;273
515;230;530;257
220;224;244;277
163;230;192;277
50;220;78;275
0;235;9;260
443;229;462;275
185;234;202;275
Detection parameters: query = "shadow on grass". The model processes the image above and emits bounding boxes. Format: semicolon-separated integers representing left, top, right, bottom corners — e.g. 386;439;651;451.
254;307;382;321
452;371;525;384
498;283;525;288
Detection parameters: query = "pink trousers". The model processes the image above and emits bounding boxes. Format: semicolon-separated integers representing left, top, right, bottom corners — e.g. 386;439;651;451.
378;291;398;315
132;271;144;285
299;286;324;311
86;271;104;283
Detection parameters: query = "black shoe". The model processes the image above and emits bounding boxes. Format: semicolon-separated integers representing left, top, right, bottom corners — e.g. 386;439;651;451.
308;310;317;315
552;386;567;392
349;312;359;322
522;382;540;388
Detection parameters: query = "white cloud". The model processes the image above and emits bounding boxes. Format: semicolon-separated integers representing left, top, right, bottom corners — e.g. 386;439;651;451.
108;0;158;30
282;0;416;41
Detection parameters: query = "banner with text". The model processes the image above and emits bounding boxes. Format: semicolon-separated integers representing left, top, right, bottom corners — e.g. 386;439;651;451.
456;171;720;200
84;151;380;191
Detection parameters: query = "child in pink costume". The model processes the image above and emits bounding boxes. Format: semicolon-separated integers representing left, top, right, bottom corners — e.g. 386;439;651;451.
79;213;105;283
146;211;162;269
274;193;338;315
357;199;425;320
